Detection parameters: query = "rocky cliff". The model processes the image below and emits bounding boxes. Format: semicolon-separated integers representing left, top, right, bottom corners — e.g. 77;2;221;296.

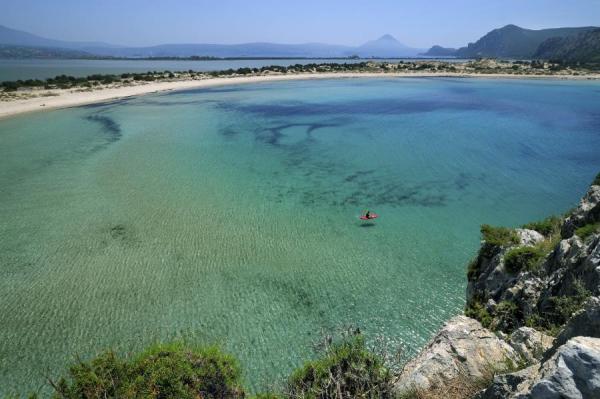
394;174;600;399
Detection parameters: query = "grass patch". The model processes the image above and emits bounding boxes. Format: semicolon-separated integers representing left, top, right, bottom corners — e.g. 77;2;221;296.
575;222;600;240
287;333;394;399
480;224;519;248
464;300;492;328
522;215;561;237
396;363;498;399
504;246;545;274
504;228;560;275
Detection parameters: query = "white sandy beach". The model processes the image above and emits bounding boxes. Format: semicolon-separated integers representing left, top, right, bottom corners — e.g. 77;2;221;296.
1;71;599;120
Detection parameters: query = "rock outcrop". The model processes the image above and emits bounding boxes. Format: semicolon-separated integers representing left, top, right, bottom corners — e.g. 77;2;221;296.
561;184;600;237
466;181;600;334
509;327;553;363
393;175;600;399
394;316;519;393
481;336;600;399
466;228;544;309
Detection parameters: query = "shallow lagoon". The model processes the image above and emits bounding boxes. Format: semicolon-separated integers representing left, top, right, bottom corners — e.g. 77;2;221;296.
1;77;599;394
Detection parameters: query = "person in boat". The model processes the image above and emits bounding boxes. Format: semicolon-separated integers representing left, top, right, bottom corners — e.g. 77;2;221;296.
364;210;371;219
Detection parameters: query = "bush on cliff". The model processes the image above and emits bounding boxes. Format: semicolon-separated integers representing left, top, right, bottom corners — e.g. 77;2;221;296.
466;257;481;281
526;279;592;335
287;333;394;399
550;280;592;326
464;300;492;328
522;215;561;237
46;336;396;399
50;342;244;399
493;300;522;332
503;246;545;274
480;225;519;257
575;222;600;240
480;225;519;247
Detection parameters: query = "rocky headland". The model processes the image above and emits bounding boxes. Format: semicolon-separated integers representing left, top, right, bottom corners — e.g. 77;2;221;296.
394;174;600;399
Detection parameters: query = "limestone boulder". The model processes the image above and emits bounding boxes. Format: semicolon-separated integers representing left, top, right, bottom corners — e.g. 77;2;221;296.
509;327;553;363
516;229;545;247
561;184;600;238
481;336;600;399
394;316;519;393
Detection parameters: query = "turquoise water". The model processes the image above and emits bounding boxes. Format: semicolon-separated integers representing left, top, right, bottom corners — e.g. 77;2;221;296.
0;77;599;395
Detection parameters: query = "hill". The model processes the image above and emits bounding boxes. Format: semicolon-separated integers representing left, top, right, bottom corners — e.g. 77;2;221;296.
420;45;457;57
354;34;422;57
534;28;600;63
0;24;119;51
0;44;92;59
455;24;596;59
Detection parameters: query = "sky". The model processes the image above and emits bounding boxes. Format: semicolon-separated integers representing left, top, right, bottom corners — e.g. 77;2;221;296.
1;0;599;48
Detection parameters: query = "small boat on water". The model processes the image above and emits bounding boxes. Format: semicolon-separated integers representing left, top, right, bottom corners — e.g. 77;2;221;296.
359;212;378;221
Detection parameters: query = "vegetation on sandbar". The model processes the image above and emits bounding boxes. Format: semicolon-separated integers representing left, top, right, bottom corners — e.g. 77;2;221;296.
1;59;597;95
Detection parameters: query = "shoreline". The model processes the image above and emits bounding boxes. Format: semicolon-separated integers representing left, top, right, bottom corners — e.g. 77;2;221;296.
1;71;600;120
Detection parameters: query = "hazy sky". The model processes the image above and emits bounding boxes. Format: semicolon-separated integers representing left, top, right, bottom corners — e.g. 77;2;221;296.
2;0;599;48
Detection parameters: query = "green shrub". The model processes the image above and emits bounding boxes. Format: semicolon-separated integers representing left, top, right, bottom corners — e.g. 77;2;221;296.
467;257;481;281
50;350;126;398
575;222;600;240
2;81;20;91
522;216;561;237
51;342;244;399
494;300;521;332
503;246;545;274
480;224;519;248
465;300;492;328
125;343;243;399
527;279;591;335
287;334;393;399
550;280;591;324
592;172;600;186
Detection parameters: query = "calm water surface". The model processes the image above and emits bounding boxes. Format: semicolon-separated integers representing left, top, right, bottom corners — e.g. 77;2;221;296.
0;77;599;395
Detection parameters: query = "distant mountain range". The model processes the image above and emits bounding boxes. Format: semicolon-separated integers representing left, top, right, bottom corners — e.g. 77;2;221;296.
0;25;424;58
1;24;598;62
423;24;599;61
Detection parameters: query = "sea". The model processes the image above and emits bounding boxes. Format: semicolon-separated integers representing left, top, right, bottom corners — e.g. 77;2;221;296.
1;76;599;395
